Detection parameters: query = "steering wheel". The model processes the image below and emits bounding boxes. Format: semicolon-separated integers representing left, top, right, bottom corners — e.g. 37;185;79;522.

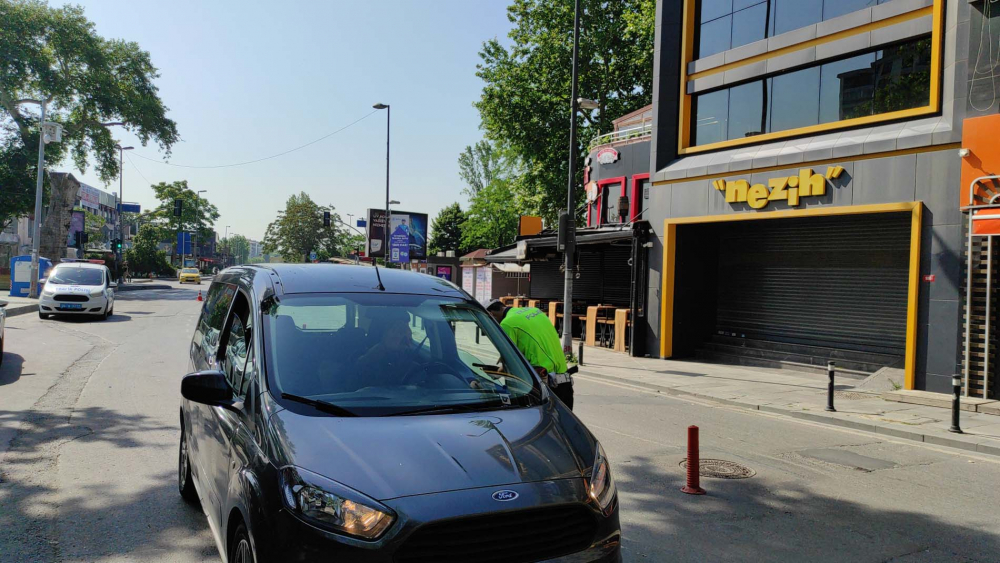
401;361;467;386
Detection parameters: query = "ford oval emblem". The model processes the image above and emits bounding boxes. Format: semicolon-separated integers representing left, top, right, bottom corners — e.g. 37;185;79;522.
492;490;519;502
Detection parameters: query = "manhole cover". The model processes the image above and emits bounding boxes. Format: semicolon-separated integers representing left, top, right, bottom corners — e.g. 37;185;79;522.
679;459;755;479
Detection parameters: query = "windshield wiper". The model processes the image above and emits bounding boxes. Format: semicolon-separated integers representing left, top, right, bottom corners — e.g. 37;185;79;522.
280;393;358;417
385;403;499;417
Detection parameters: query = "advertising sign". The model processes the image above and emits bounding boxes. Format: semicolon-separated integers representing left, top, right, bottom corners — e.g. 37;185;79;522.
475;267;487;304
177;232;192;255
436;266;452;281
389;214;411;263
462;267;474;294
120;203;141;214
366;208;428;260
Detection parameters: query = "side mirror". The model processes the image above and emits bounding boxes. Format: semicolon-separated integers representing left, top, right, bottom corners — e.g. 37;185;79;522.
181;370;239;410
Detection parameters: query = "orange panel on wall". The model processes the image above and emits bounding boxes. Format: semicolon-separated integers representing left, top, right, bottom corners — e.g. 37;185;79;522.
961;114;1000;206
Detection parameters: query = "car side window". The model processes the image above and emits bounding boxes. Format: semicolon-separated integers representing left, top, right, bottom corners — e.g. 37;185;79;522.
194;282;236;365
221;313;250;396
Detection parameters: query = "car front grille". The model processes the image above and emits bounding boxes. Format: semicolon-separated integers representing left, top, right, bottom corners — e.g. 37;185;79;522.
394;504;598;563
54;294;89;302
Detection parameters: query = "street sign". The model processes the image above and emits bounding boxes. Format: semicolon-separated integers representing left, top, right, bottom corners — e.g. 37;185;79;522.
309;251;317;261
121;203;141;213
177;232;192;255
357;219;366;228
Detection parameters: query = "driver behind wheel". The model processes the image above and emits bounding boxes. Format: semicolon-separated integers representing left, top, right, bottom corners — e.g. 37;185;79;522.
355;315;414;387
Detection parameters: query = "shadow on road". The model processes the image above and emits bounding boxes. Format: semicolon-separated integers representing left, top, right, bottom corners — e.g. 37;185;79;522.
614;454;1000;562
0;406;215;562
0;352;26;386
118;288;202;302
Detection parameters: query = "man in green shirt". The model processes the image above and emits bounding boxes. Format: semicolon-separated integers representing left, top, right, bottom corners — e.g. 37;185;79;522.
486;301;574;409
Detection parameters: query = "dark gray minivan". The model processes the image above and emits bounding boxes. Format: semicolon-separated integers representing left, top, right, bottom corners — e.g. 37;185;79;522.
179;264;621;563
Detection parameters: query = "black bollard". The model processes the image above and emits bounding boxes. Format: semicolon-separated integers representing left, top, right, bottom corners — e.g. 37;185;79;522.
578;341;584;366
949;375;963;434
826;361;836;412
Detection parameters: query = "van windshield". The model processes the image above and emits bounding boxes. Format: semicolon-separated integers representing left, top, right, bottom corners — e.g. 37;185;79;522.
262;293;542;416
48;267;104;286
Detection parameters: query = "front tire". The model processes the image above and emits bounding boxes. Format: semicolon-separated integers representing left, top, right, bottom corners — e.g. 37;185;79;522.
38;312;48;320
230;522;258;563
178;429;199;504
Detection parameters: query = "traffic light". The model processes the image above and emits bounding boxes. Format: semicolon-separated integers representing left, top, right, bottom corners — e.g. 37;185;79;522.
323;211;331;227
115;239;122;251
174;199;183;217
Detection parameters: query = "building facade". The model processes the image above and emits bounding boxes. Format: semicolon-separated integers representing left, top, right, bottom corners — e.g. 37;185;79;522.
644;0;977;395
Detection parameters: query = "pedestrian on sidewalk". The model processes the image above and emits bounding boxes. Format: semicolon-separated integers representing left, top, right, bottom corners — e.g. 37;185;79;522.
486;300;574;409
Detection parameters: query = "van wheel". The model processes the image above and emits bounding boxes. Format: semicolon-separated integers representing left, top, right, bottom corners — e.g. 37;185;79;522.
178;429;199;504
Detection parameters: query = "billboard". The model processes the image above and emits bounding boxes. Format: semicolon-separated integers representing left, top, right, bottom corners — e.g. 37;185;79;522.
366;208;428;261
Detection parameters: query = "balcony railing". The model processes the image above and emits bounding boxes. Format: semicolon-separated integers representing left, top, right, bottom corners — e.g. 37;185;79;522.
588;122;652;152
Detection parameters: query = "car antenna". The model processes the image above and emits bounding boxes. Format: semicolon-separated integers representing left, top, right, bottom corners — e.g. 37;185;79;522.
373;262;386;291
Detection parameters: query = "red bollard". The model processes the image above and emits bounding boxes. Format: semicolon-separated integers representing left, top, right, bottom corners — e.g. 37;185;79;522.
681;425;706;495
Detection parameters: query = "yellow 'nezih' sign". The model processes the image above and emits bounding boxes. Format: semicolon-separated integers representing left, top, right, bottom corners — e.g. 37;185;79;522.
713;167;845;209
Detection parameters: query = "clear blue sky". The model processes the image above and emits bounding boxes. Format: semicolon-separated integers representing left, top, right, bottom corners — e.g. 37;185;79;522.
69;0;513;242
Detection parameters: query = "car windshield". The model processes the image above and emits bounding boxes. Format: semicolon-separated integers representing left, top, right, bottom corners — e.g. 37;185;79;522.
48;267;103;286
263;293;542;416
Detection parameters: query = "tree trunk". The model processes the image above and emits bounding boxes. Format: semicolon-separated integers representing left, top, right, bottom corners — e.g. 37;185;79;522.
39;172;80;263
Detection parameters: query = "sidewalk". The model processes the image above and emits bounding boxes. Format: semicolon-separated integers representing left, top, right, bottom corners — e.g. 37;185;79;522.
577;345;1000;458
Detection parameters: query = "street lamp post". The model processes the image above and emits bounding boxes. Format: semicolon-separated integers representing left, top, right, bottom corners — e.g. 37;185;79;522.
374;103;390;261
116;144;134;280
14;99;49;299
560;0;585;353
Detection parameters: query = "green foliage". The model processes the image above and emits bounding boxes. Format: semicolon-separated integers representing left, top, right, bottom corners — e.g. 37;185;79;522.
77;208;106;246
124;223;173;276
475;0;655;221
428;203;467;256
0;0;179;227
219;234;250;265
262;192;352;263
145;181;219;242
461;177;524;251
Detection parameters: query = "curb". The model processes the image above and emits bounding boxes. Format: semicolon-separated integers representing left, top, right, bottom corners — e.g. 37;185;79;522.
4;304;37;318
578;369;1000;459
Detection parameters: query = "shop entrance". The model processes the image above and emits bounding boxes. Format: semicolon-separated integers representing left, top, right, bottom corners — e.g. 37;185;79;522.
667;209;917;377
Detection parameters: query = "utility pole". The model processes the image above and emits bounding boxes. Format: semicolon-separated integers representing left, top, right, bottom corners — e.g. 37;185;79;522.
28;100;47;299
560;0;583;354
374;103;390;260
116;144;133;282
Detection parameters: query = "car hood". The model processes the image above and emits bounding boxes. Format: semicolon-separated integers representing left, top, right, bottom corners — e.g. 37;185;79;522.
268;402;596;501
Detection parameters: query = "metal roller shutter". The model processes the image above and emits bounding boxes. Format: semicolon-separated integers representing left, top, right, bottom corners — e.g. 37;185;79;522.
715;212;911;355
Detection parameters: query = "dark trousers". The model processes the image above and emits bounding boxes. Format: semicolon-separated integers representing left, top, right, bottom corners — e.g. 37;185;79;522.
552;381;574;410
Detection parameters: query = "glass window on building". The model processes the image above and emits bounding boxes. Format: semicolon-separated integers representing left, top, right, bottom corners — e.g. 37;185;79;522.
728;80;770;140
823;0;886;21
699;14;733;58
770;66;820;133
690;36;933;146
693;89;730;146
731;3;769;50
771;0;823;36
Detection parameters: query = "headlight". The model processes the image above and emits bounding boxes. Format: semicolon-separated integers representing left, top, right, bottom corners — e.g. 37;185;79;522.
588;443;616;515
279;466;394;540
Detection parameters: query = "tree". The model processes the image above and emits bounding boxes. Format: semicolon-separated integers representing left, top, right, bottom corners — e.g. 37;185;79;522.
145;180;219;243
78;208;106;247
219;234;250;265
428;203;467;256
124;223;173;276
0;0;179;234
475;0;655;221
461;178;523;251
262;192;350;263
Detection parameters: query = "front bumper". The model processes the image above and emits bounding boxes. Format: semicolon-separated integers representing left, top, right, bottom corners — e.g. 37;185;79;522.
259;479;620;563
39;293;108;314
179;277;201;284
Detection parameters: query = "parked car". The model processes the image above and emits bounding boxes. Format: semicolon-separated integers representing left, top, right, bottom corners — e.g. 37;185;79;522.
179;268;202;284
38;261;116;320
179;264;620;563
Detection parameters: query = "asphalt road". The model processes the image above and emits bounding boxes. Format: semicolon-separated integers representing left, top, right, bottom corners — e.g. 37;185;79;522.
0;282;998;562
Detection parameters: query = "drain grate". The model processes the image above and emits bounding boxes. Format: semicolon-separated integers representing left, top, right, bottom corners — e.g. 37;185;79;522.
834;391;875;400
679;459;756;479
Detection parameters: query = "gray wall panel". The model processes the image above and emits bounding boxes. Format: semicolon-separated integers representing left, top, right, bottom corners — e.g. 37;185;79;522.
853;154;917;205
915;150;963;226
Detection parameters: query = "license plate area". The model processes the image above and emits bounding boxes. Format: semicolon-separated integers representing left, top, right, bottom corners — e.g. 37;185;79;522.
60;303;83;310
